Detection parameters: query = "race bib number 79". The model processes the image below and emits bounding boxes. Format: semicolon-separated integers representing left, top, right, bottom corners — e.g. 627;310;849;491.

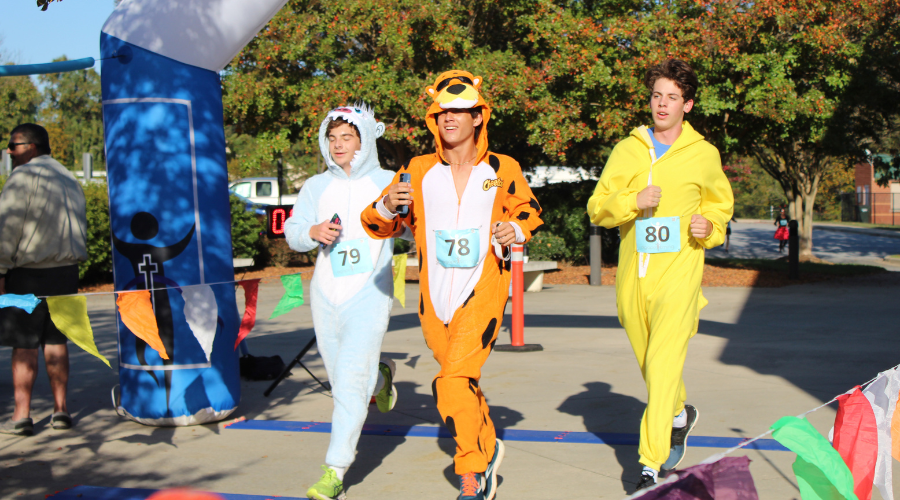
329;238;374;277
635;216;681;254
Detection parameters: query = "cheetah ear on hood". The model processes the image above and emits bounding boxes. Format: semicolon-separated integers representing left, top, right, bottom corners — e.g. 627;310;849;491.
426;85;437;100
472;76;482;89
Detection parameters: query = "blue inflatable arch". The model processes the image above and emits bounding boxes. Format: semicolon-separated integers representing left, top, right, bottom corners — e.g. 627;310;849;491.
100;0;289;426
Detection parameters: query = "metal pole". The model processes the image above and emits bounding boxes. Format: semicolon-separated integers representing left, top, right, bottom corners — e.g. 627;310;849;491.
1;150;10;176
589;223;603;286
276;156;284;205
82;152;92;182
494;244;542;352
788;220;799;279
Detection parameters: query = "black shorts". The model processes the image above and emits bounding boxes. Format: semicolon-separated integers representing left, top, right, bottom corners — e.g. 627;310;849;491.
0;265;79;349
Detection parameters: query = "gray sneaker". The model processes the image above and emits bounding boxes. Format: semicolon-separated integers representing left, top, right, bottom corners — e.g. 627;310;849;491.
50;412;73;430
0;417;33;436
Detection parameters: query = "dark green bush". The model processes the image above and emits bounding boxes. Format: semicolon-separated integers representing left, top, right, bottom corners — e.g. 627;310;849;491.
230;194;266;261
79;182;112;282
526;232;567;261
530;180;619;264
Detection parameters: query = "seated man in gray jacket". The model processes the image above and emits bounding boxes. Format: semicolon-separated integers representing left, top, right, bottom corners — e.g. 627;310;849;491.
0;123;87;436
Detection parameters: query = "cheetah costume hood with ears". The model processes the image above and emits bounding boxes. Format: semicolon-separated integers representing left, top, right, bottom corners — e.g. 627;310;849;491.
425;70;491;166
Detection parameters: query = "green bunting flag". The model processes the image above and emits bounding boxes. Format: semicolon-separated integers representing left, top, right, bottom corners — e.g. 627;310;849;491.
270;274;304;319
771;416;859;500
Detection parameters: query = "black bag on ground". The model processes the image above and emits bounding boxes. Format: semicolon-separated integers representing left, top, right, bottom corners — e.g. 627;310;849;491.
239;354;286;381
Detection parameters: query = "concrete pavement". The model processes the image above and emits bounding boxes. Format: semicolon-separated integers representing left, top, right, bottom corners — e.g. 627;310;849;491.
2;273;900;499
707;220;900;270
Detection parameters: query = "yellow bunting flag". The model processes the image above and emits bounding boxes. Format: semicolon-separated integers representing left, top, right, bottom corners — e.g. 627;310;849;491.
116;291;169;360
393;254;407;308
46;296;110;367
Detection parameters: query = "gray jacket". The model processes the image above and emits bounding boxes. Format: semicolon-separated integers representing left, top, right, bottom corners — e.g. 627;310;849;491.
0;155;88;274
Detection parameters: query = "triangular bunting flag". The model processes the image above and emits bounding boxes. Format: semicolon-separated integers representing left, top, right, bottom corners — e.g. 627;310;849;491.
270;274;304;319
629;456;758;499
0;293;41;313
182;284;218;362
834;386;878;500
235;279;260;349
46;296;110;367
393;254;407;308
116;291;169;360
863;369;900;500
894;383;900;462
771;415;858;500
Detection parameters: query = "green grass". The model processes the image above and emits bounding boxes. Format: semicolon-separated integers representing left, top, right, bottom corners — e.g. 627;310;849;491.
816;221;900;232
706;258;886;276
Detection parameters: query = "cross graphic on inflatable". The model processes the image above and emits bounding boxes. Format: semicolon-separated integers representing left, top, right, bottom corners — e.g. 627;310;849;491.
138;254;158;291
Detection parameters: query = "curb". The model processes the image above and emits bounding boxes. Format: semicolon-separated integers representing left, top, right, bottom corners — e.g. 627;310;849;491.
813;224;900;240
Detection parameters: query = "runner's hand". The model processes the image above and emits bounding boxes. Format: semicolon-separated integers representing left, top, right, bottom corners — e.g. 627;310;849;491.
690;215;712;239
384;182;413;213
636;185;662;210
310;221;342;245
492;222;516;246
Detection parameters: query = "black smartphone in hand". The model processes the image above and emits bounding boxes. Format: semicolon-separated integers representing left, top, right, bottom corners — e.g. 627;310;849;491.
320;213;341;248
398;173;411;215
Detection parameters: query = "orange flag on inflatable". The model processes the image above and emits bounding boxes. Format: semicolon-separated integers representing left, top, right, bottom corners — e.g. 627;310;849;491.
116;291;169;360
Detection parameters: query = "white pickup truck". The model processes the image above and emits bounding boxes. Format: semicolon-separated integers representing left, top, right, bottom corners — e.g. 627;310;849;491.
229;177;298;206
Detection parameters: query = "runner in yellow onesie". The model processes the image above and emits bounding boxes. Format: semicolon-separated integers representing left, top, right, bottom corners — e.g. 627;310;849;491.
587;59;734;492
361;70;543;500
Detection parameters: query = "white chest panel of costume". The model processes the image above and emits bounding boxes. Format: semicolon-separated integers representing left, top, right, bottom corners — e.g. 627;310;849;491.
314;176;388;305
422;162;497;323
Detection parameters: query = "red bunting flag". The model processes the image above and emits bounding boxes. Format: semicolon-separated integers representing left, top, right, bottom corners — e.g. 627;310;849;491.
833;386;878;500
235;279;260;350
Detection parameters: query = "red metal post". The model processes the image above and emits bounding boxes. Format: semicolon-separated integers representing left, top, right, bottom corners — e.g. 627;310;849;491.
511;244;524;347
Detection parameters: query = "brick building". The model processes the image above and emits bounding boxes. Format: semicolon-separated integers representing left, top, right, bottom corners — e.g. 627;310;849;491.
854;160;900;225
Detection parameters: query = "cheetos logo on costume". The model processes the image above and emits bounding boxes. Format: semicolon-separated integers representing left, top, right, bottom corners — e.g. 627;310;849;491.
483;178;503;191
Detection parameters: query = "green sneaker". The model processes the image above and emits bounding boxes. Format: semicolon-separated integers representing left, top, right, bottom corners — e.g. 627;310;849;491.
375;360;397;413
307;465;346;500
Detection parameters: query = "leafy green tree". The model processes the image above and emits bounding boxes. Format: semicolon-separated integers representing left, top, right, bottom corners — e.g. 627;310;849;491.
697;0;900;258
223;0;659;170
38;57;105;171
0;71;41;138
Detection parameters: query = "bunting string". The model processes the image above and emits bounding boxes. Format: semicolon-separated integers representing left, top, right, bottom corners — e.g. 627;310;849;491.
699;366;893;465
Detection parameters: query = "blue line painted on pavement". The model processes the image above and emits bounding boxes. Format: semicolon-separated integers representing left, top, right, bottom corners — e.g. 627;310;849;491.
226;420;790;452
47;485;307;500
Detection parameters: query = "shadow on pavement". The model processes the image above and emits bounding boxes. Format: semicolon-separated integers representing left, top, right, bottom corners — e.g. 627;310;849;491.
557;382;645;493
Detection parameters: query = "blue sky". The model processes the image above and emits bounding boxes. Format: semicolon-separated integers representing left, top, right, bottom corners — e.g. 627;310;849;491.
1;1;115;71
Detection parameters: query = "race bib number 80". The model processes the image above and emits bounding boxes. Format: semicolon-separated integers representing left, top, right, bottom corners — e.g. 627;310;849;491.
435;228;480;268
330;238;374;277
635;216;681;254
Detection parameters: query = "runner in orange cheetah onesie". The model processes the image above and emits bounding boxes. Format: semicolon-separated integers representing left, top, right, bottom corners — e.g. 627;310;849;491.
361;70;543;500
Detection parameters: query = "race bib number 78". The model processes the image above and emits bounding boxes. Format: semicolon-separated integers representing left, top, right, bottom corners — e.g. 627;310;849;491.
435;228;480;268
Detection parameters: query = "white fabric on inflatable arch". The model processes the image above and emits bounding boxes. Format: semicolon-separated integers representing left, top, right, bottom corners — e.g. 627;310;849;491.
102;0;290;72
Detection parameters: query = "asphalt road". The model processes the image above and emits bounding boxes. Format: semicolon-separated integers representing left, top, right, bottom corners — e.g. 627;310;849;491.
705;220;900;269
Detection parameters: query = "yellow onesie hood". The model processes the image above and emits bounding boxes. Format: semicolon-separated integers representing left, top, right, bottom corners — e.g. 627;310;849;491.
629;121;706;158
424;70;492;165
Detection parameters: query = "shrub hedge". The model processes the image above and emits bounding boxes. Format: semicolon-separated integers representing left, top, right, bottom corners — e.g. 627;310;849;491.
529;180;619;264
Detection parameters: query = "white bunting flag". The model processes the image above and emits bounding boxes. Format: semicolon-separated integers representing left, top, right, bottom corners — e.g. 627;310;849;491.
182;284;218;362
